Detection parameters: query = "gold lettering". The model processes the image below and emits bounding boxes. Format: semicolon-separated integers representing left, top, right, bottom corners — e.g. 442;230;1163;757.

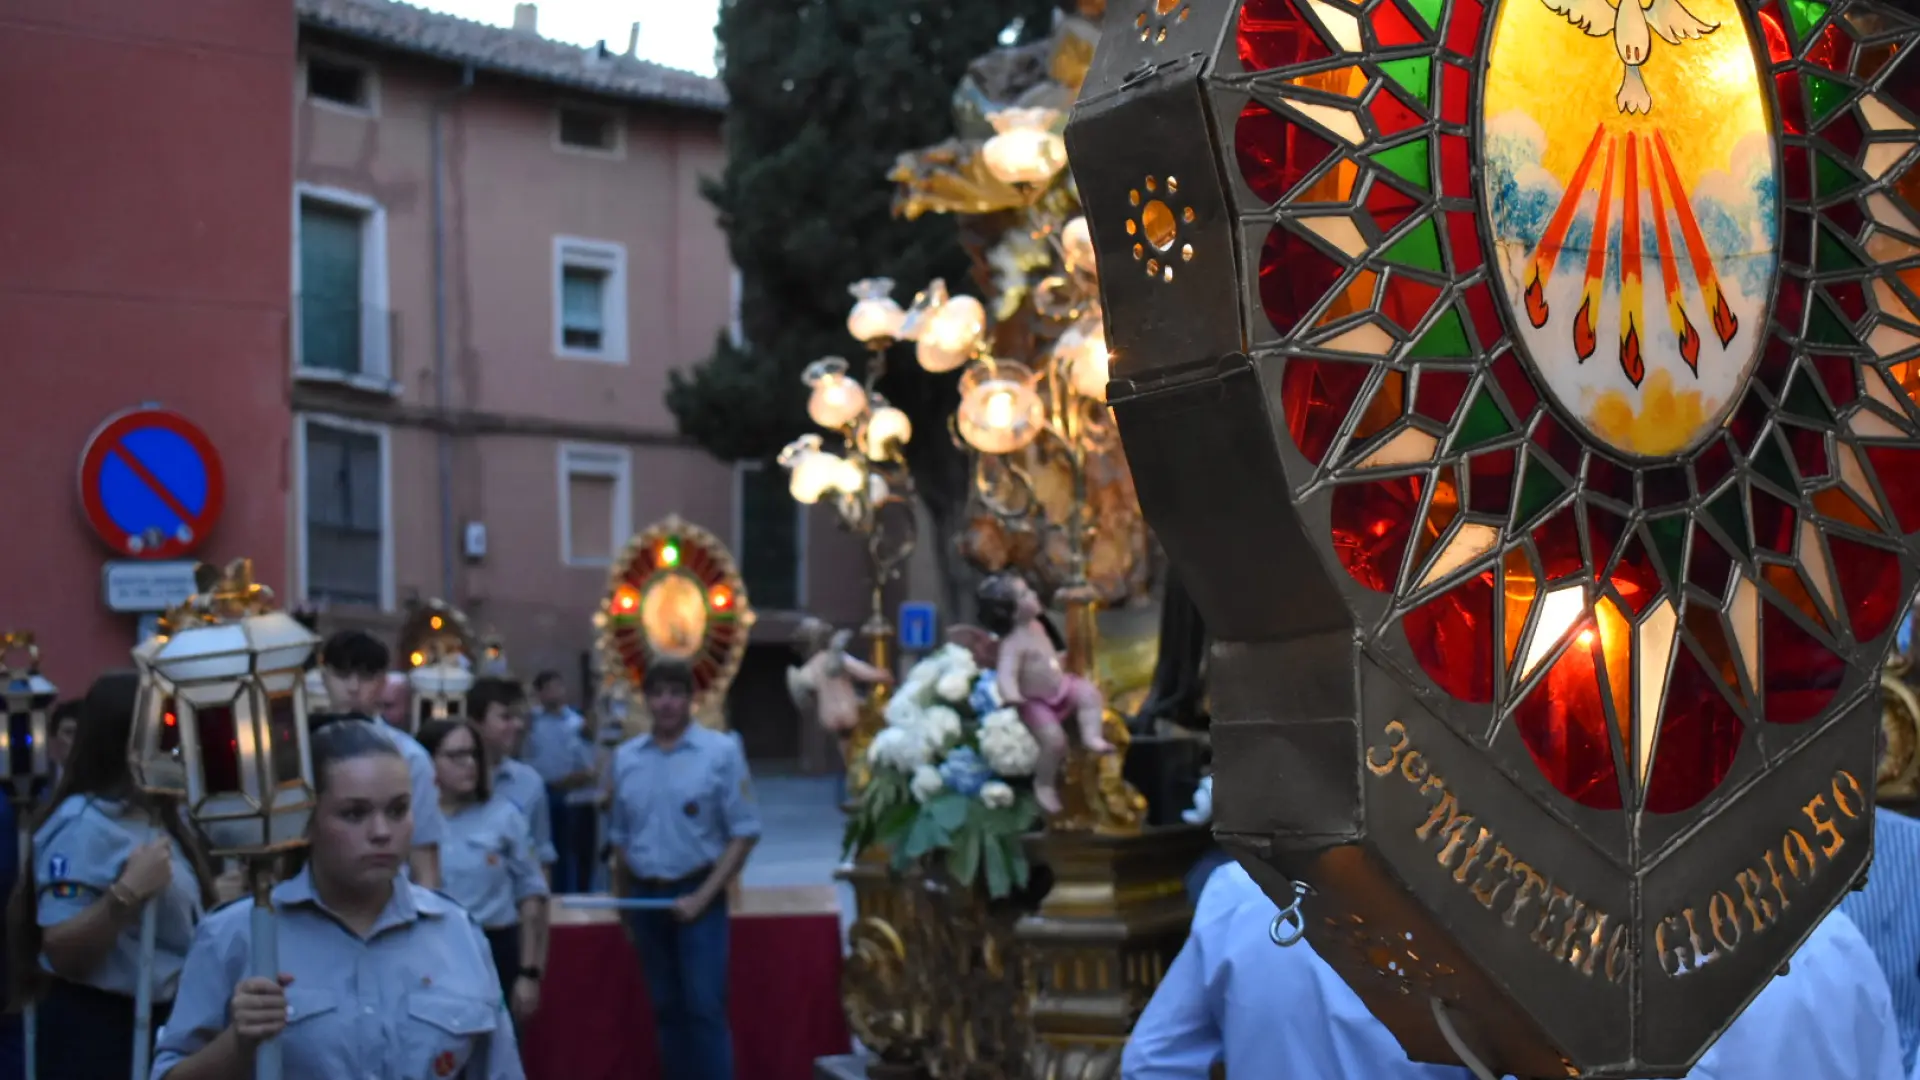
1531;884;1573;948
1471;845;1518;910
1833;770;1865;819
1419;773;1446;796
1656;915;1693;975
1708;891;1742;952
1450;828;1492;884
1802;795;1844;859
1683;907;1716;966
1551;897;1590;962
1400;750;1429;785
1504;864;1548;930
1367;721;1408;776
1603;922;1630;983
1762;848;1793;910
1416;791;1472;844
1734;868;1777;932
1565;909;1607;975
1783;828;1819;880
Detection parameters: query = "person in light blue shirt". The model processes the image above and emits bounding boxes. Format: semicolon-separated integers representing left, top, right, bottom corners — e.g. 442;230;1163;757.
521;671;597;893
1841;806;1920;1075
607;660;761;1080
1123;860;1904;1080
152;720;520;1080
314;631;444;888
419;718;549;1025
468;679;556;876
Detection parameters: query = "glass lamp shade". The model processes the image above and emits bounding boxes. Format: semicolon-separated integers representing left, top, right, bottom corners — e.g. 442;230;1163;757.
408;660;474;727
803;356;871;430
779;435;837;504
846;278;906;343
896;279;951;342
863;405;914;460
917;293;988;374
0;663;55;802
139;612;318;856
981;107;1068;187
1062;216;1097;278
1056;315;1112;402
958;363;1046;454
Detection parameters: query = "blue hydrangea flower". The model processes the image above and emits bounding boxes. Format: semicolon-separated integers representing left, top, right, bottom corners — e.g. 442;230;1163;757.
969;671;1001;718
938;746;993;797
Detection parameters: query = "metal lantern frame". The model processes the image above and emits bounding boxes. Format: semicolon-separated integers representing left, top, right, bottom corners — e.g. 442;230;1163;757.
398;599;480;728
1072;0;1920;1075
0;633;56;805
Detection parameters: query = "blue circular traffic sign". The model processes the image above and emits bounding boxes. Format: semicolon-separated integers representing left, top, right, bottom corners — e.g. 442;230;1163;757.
77;406;226;559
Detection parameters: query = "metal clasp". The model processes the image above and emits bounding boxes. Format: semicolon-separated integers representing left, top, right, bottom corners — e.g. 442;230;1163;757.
1268;880;1314;948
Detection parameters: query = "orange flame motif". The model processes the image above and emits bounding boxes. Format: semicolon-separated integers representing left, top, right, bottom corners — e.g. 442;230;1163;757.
1574;294;1599;360
1621;316;1645;386
1675;304;1701;372
1709;285;1738;347
1525;268;1550;328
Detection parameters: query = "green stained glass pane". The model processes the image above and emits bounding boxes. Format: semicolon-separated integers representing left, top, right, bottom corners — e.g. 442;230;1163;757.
1404;0;1443;32
1804;74;1851;122
1371;139;1431;189
1783;370;1834;422
1456;386;1512;450
1409;307;1471;357
1706;486;1749;555
1378;57;1432;106
1752;432;1798;490
1785;0;1830;42
1806;298;1855;345
1816;226;1863;272
1516;452;1566;524
1384;219;1445;272
1646;516;1688;586
1815;148;1857;198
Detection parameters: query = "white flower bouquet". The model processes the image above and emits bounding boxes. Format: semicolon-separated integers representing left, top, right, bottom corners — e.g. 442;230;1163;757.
843;643;1044;898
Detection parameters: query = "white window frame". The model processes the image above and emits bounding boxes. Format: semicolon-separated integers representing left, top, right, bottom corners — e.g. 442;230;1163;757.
559;443;633;568
294;413;395;612
732;460;809;610
292;183;395;393
552;100;627;159
299;47;380;118
553;236;630;363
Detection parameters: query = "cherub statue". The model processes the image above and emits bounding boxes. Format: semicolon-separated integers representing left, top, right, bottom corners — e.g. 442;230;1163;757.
787;618;895;740
974;572;1114;814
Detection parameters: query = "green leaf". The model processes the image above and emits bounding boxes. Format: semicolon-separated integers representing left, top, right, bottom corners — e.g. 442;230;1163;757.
902;811;950;860
950;823;984;888
983;836;1012;899
1002;834;1030;891
926;792;970;831
876;800;920;842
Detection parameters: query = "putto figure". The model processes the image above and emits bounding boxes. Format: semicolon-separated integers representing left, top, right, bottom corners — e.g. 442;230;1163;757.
975;572;1113;814
787;617;895;737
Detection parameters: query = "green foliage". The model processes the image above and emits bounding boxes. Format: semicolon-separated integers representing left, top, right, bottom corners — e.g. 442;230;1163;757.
671;0;1059;490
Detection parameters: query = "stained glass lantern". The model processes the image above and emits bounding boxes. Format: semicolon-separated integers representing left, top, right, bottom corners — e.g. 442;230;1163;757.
130;561;318;857
0;634;56;805
1071;0;1920;1074
398;600;478;729
595;515;755;730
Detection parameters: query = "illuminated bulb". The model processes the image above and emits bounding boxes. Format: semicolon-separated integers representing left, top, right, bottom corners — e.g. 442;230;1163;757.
957;365;1044;454
409;651;426;668
710;585;733;610
1577;629;1596;647
917;294;987;374
868;472;891;505
864;405;913;459
846;278;905;344
661;544;680;567
803;356;870;429
1055;316;1111;402
984;390;1015;429
429;616;444;630
1062;216;1097;277
981;107;1068;187
829;455;866;496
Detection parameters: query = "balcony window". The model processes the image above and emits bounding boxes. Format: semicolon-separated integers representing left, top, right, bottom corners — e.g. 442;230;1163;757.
296;186;390;387
301;416;389;609
553;238;627;362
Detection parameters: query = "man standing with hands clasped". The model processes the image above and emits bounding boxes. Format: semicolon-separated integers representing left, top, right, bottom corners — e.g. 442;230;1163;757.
607;660;759;1080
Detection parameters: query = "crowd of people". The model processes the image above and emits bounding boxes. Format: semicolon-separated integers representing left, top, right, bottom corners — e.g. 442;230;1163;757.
3;626;762;1080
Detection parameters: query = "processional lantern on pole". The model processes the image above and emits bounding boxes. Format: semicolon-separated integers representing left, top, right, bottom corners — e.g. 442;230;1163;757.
3;633;54;1080
398;599;479;729
130;558;317;1080
1072;0;1920;1074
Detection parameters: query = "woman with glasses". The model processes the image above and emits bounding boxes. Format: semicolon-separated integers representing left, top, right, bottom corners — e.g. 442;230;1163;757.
418;719;549;1025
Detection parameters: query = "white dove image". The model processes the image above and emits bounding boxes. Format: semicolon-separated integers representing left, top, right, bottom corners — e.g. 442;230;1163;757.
1542;0;1719;114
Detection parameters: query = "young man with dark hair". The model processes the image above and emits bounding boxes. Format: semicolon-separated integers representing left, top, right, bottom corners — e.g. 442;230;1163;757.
472;677;557;879
523;670;597;892
314;628;443;887
607;660;760;1080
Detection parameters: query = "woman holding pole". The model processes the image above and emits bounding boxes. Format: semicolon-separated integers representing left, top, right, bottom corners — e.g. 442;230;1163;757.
151;720;521;1080
5;672;216;1080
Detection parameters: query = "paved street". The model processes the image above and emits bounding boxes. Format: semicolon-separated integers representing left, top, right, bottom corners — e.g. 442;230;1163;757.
741;771;859;934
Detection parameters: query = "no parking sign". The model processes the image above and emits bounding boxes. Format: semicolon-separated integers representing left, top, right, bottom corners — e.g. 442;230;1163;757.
77;406;226;559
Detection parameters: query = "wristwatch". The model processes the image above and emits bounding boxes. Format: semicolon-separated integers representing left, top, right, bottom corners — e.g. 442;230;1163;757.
518;966;543;982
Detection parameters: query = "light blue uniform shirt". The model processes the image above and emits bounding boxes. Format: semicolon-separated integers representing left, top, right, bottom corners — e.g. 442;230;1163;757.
1842;807;1920;1074
36;795;203;1000
491;758;555;866
441;797;548;930
1123;862;1904;1080
381;724;446;851
607;725;761;881
152;868;521;1080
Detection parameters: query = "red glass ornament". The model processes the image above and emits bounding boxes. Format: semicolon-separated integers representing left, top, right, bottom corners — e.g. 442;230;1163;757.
1445;0;1483;57
1533;507;1584;581
1452;216;1490;278
1371;0;1424;47
1865;445;1920;531
1283;356;1373;465
1370;86;1425;139
1609;533;1661;614
1468;450;1517;516
1440;134;1472;198
1830;534;1902;641
1515;629;1624;810
1414;368;1470;422
1441;61;1470;126
1489;350;1539;421
1404;570;1496;702
1644;644;1743;814
196;704;242;796
1381;273;1442;333
1762;600;1846;724
1236;0;1333;73
1366;176;1422;234
1333;476;1422;591
1237;101;1337;204
1260;224;1345;336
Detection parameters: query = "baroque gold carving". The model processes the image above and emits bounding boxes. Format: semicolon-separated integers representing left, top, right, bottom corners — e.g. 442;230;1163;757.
1880;654;1919;800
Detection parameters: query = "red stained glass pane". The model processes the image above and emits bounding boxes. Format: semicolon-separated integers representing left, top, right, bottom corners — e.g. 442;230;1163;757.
1865;445;1920;531
1786;425;1831;480
1644;646;1743;814
1774;273;1807;334
1825;198;1864;237
1260;225;1345;336
1687;522;1735;598
1728;392;1770;453
1751;487;1797;553
1530;412;1582;475
159;698;180;755
1828;281;1868;323
1805;19;1851;74
196;704;242;795
1380;274;1441;333
1830;534;1902;640
1756;4;1791;64
1445;0;1483;56
1369;86;1424;138
1440;134;1472;198
1236;0;1333;73
1776;73;1809;135
1237;101;1337;204
1490;351;1539;420
1283;357;1372;465
1695;435;1735;493
1533;508;1584;580
1644;466;1689;510
1782;143;1812;200
1404;570;1495;702
1468;450;1516;516
1515;631;1624;810
1757;336;1794;398
1332;476;1422;591
1587;457;1635;507
1609;533;1660;614
1588;504;1630;571
1366;176;1421;234
1762;601;1846;724
268;695;301;786
1440;62;1470;125
1371;0;1424;47
1820;109;1864;159
1414;369;1469;422
1451;214;1489;278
